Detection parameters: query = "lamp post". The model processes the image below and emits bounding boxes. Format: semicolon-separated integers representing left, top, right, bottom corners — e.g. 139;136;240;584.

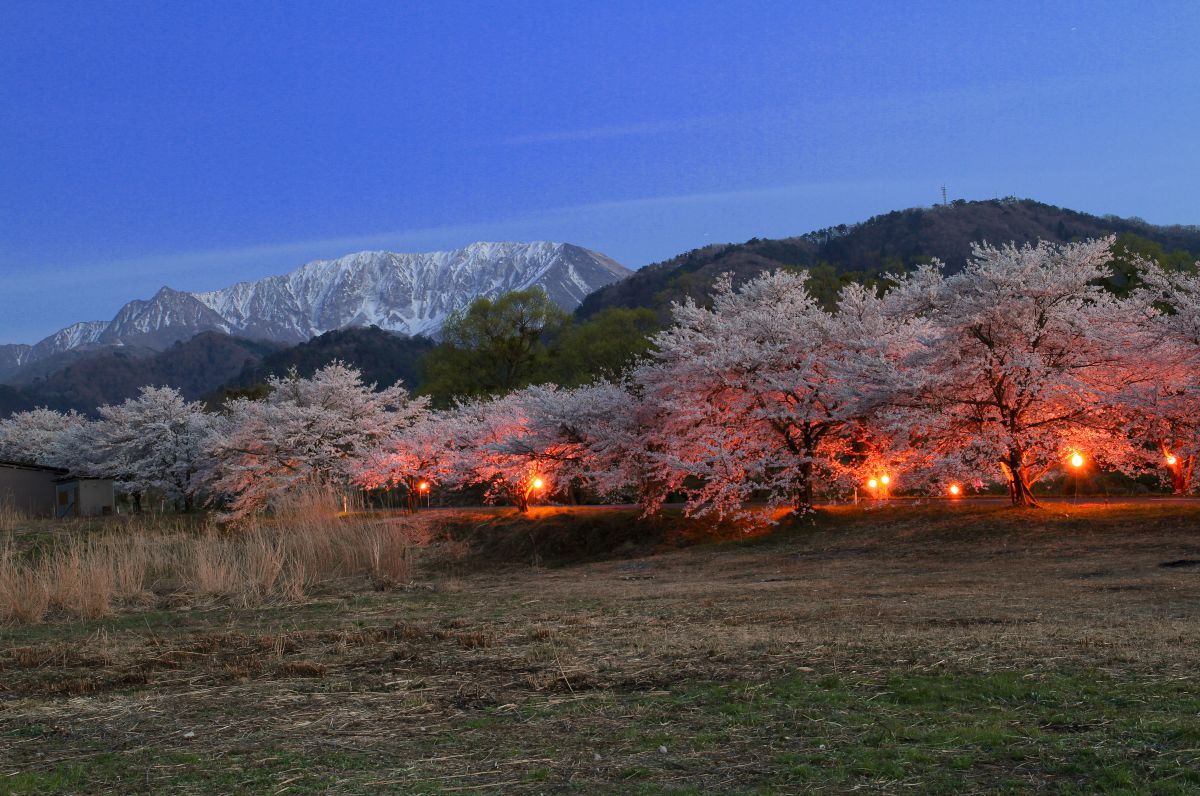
866;475;890;502
1070;452;1084;502
522;475;546;511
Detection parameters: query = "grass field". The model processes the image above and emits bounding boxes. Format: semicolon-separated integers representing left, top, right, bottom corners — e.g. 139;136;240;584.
2;503;1199;794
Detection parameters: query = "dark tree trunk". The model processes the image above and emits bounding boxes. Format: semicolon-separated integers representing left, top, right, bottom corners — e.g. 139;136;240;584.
1168;458;1192;495
1004;452;1039;507
797;460;814;511
404;477;419;514
1159;444;1191;495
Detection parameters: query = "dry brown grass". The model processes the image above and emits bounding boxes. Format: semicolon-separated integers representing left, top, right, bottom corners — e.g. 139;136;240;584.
1;502;1199;793
0;548;49;623
0;489;422;624
0;494;25;534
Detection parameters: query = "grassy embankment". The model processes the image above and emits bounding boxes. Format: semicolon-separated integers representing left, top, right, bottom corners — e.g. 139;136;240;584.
2;502;1199;794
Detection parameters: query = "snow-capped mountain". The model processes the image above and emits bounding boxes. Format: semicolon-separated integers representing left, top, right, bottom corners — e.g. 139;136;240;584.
191;241;627;342
3;242;630;372
0;321;109;377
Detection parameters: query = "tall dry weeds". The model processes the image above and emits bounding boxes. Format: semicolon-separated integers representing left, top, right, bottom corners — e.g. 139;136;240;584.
0;545;50;623
0;495;25;534
363;525;414;587
183;535;243;598
0;486;421;624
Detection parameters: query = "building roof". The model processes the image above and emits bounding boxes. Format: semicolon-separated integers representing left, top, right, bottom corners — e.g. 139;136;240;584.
0;459;69;475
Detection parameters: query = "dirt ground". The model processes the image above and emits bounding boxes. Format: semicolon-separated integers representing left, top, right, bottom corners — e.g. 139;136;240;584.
2;503;1199;794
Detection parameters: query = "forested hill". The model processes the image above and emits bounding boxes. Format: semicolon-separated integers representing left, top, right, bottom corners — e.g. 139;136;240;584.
0;327;432;417
0;333;284;416
213;327;434;401
577;198;1200;318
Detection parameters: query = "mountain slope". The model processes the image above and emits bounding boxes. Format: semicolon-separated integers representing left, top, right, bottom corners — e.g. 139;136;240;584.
577;198;1200;318
218;326;434;396
0;322;108;379
1;328;431;417
5;242;630;374
195;242;627;343
7;333;284;415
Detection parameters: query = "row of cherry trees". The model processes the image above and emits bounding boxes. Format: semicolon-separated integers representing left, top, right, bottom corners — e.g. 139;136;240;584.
0;365;426;518
2;237;1197;518
354;236;1200;514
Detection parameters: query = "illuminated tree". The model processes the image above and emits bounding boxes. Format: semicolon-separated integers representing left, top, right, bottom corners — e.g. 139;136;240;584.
634;271;914;517
439;392;546;512
207;362;427;520
885;237;1152;506
503;381;644;502
1119;262;1200;492
354;413;453;513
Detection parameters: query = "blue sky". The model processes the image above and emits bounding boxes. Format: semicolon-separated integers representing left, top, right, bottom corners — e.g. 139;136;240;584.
2;0;1198;343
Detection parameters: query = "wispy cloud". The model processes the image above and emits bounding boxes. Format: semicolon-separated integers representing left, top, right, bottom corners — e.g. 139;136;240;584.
500;115;710;146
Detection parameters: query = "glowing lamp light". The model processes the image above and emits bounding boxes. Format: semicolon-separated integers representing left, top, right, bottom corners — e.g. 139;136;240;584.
948;484;961;496
867;478;878;489
1070;452;1084;469
1166;454;1178;466
418;481;430;492
880;475;890;485
532;477;544;490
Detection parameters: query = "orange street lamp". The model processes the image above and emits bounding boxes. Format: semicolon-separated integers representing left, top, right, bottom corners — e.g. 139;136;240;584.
418;480;430;492
948;483;961;496
1068;452;1086;503
1166;454;1178;466
880;474;890;485
521;475;548;511
867;478;878;489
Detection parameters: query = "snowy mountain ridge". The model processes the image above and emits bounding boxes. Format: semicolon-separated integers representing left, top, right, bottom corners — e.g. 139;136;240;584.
0;242;630;375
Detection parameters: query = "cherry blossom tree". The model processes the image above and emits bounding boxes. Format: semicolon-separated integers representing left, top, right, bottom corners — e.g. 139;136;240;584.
0;407;88;466
206;362;427;520
496;381;643;503
59;386;213;510
399;381;646;512
354;413;454;512
437;392;546;512
1118;262;1200;492
634;271;915;518
884;237;1153;506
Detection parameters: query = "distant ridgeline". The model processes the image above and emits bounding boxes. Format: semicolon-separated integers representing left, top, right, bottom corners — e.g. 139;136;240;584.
0;327;432;417
576;197;1200;318
3;198;1198;416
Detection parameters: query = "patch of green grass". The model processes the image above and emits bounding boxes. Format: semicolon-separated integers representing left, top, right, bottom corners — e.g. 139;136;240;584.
425;666;1200;795
1;748;365;795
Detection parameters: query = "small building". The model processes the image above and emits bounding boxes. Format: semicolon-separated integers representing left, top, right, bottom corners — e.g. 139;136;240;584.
54;477;116;518
0;459;68;517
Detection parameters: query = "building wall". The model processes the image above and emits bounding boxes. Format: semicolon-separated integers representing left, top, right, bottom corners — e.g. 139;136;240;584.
54;479;116;517
78;480;115;517
0;466;59;517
